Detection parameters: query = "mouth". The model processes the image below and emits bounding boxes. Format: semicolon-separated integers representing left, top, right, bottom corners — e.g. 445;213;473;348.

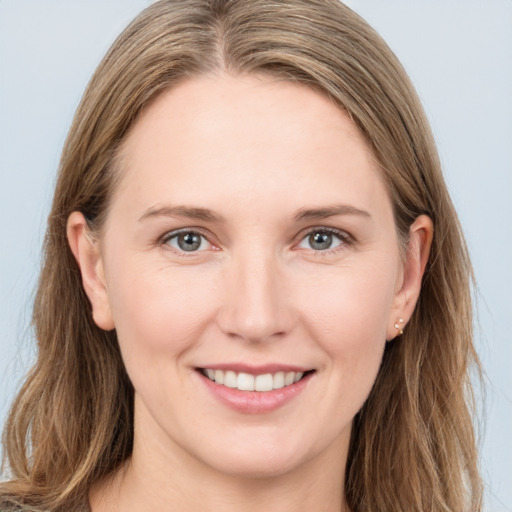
197;368;316;392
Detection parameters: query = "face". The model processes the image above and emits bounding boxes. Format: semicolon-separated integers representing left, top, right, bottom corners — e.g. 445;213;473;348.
75;74;414;479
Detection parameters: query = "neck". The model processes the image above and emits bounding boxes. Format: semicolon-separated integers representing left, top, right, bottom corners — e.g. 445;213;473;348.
90;436;349;512
90;399;351;512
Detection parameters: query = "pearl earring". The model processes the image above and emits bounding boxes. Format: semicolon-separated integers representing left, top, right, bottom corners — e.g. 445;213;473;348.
394;318;405;336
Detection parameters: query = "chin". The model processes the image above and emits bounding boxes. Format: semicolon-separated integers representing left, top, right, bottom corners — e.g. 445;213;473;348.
204;449;309;480
185;425;339;481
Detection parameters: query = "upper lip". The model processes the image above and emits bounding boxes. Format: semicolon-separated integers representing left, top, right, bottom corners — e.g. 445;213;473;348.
196;363;314;375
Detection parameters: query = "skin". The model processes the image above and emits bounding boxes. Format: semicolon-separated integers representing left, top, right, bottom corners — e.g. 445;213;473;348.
68;74;433;512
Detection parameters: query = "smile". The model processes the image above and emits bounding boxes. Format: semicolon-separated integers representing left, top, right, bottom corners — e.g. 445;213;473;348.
200;368;309;392
196;366;315;413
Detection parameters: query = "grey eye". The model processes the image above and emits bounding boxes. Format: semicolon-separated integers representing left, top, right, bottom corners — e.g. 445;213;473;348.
166;231;209;252
309;232;333;250
298;230;344;251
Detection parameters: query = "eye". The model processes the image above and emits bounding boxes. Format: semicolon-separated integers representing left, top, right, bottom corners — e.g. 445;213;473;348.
162;230;212;253
297;228;347;252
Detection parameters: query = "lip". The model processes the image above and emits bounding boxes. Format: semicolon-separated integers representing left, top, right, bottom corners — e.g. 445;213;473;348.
197;363;312;375
195;366;315;414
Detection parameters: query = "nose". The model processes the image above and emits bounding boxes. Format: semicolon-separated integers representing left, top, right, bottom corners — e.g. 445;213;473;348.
216;250;295;343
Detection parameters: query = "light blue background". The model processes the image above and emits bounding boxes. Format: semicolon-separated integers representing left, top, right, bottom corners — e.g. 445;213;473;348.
1;1;511;510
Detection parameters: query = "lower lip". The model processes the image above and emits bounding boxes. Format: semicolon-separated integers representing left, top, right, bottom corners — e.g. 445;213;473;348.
196;371;314;414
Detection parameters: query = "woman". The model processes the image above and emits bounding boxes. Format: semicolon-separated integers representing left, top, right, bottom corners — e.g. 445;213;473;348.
0;0;483;511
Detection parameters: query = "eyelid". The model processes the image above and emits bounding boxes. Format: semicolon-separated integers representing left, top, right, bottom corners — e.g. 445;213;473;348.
295;226;353;253
159;227;218;253
157;225;354;255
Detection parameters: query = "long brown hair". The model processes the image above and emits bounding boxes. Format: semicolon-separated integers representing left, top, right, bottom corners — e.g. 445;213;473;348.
1;1;482;510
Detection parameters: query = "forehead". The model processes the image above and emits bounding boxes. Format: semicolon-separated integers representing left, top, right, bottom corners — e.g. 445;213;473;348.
113;73;390;219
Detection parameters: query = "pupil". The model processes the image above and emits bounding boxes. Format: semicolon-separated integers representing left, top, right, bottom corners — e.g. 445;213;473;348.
178;233;201;251
310;232;332;250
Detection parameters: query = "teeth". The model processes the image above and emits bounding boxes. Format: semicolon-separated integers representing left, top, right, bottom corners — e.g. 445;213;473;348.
214;369;224;385
255;373;273;392
237;372;255;391
202;369;308;391
273;371;285;389
224;370;237;388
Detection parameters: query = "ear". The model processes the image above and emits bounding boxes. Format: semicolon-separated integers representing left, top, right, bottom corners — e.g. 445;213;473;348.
67;211;115;331
387;214;433;340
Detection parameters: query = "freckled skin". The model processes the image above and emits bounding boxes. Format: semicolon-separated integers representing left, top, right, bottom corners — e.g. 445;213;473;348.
70;74;431;511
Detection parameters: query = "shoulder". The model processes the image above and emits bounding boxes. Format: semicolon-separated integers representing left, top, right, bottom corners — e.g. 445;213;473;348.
0;495;89;512
0;500;21;511
0;504;34;512
0;505;89;512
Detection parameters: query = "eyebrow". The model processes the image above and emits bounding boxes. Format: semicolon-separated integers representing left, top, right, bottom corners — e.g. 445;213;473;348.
138;203;371;224
138;205;225;223
293;204;371;222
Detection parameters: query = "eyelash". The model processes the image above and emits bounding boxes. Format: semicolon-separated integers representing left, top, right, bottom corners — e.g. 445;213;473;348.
297;226;353;255
158;226;353;256
159;228;215;256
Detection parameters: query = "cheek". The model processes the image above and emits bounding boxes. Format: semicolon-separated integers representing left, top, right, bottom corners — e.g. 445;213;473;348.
105;260;219;360
295;258;397;369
